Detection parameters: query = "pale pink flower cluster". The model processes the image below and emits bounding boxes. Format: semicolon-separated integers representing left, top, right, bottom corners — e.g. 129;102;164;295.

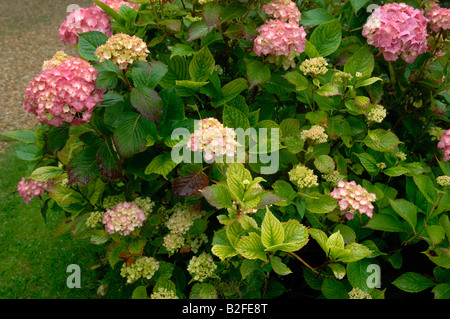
330;181;376;220
253;19;306;57
426;5;450;33
262;0;301;23
186;118;240;161
24;57;103;127
95;0;140;12
94;33;150;69
59;6;112;46
437;129;450;162
17;178;52;204
362;3;428;63
103;202;146;236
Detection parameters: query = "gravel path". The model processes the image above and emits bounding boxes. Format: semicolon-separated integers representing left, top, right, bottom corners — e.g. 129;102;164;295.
0;0;92;152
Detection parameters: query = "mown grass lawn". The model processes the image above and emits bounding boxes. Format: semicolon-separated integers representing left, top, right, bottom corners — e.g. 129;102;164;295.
0;142;131;299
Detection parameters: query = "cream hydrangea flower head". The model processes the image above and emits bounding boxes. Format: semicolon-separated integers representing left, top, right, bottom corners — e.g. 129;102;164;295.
300;57;329;77
95;33;150;69
42;51;71;71
366;104;387;123
120;256;159;284
151;287;179;299
288;164;319;189
187;252;217;282
300;125;328;145
436;175;450;187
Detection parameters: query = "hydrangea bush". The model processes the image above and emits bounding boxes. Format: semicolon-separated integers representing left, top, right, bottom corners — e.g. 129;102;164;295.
2;0;449;299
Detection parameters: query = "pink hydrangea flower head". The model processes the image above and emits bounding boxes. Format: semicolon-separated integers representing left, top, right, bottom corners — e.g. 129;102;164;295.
186;118;240;161
17;177;53;204
95;0;140;12
24;57;104;127
253;19;306;57
426;5;450;33
262;0;301;24
330;180;377;220
103;202;146;236
94;33;150;69
42;51;71;71
59;6;112;46
437;129;450;162
362;3;428;63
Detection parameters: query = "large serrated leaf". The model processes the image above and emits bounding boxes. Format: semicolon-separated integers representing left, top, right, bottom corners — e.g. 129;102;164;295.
236;232;267;262
261;208;284;249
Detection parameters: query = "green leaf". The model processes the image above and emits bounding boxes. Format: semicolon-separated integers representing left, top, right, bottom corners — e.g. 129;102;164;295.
426;225;446;246
355;77;382;88
211;78;248;107
389;199;417;230
223;104;250;130
67;145;100;186
1;129;36;144
211;229;238;260
350;0;369;13
270;256;292;275
240;259;261;280
309;19;342;57
131;60;168;89
144;152;177;178
201;183;233;209
364;214;406;232
236;232;267;262
187;20;209;42
432;284;450;299
221;2;247;22
347;259;373;292
170;44;196;58
328;263;346;280
413;175;438;204
301;8;334;26
159;56;189;89
190;283;218;299
316;83;340;97
273;220;308;252
308;228;329;256
226;163;252;201
321;278;349;299
246;60;271;89
78;31;108;61
305;193;338;214
280;118;300;137
355;153;379;174
130;86;164;123
272;180;297;203
344;45;374;79
202;2;222;28
314;155;335;173
226;220;246;248
335;243;372;263
363;129;401;152
30;166;64;182
283;71;309;91
261;208;285;249
113;113;157;158
392;272;436;293
189;46;215;81
383;166;411;177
